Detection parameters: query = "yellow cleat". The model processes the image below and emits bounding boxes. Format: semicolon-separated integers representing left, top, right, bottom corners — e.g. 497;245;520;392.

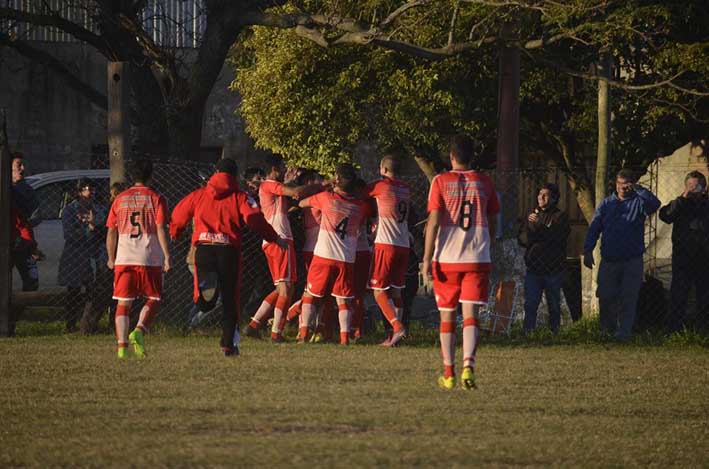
117;347;129;359
129;329;146;358
461;367;477;390
309;332;323;344
438;376;455;390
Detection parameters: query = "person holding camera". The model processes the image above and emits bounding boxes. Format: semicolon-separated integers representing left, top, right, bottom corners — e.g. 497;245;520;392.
659;171;709;333
583;169;660;340
518;183;570;333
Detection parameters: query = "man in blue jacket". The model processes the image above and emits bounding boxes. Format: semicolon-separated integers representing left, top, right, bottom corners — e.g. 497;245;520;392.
583;169;660;340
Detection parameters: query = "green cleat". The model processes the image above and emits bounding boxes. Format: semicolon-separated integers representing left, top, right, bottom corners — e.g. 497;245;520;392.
117;347;129;359
438;376;455;390
129;329;146;358
461;367;477;390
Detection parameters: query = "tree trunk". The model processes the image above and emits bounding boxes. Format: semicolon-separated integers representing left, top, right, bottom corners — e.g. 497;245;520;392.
131;64;169;155
165;104;204;161
496;21;521;238
589;53;613;317
414;154;440;182
0;110;12;336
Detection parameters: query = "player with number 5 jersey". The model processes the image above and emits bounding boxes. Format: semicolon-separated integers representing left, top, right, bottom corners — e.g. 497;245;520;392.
423;135;499;390
106;160;170;359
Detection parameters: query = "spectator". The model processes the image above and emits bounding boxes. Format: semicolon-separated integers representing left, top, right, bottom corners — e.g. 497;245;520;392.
658;171;709;333
518;183;570;333
11;152;40;291
58;178;106;332
583;169;660;340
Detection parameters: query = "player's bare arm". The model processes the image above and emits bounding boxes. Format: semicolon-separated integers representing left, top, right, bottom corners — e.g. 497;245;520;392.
156;223;171;272
422;209;441;280
106;227;118;270
298;197;313;209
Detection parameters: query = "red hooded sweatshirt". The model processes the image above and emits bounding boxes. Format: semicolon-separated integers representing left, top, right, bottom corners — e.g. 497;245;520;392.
12;206;36;248
170;172;279;248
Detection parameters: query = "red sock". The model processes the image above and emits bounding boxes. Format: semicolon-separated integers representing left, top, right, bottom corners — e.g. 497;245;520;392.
287;300;302;321
445;365;455;379
136;299;159;333
340;332;349;345
375;291;403;332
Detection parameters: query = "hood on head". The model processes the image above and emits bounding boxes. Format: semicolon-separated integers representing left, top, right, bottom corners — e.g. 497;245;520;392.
207;173;238;199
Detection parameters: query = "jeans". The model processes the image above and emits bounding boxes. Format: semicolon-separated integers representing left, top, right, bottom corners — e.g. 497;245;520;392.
523;271;563;333
597;256;643;340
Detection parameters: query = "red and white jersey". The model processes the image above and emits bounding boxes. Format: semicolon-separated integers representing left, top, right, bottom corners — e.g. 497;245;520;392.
259;179;293;241
302;206;322;253
427;170;500;269
107;185;167;267
306;190;369;263
367;178;411;248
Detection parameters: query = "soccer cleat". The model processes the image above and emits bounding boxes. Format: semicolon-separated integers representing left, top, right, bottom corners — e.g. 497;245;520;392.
309;332;323;344
387;330;406;348
117;347;129;359
438;376;455;390
244;325;261;339
271;333;286;343
224;346;240;357
129;329;146;358
461;367;477;390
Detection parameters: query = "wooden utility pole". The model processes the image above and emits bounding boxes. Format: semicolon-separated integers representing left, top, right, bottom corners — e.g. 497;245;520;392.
496;22;521;238
108;62;130;184
0;110;12;336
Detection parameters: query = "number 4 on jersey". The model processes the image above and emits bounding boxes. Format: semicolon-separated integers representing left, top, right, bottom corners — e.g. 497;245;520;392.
335;217;349;240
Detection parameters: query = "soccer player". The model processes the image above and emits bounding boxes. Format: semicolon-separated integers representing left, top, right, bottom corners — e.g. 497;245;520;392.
298;164;370;345
367;155;411;347
170;158;286;356
106;160;170;359
422;135;499;390
245;155;320;342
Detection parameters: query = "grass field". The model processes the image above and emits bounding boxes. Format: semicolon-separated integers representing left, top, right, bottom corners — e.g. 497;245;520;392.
1;324;707;467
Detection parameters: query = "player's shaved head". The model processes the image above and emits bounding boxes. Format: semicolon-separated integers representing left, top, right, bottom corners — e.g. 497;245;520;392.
380;154;400;176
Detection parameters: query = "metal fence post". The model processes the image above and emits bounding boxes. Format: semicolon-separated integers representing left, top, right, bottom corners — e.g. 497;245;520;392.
0;109;12;336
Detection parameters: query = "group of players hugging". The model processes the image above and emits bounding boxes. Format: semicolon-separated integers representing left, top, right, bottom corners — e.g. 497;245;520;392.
105;134;497;390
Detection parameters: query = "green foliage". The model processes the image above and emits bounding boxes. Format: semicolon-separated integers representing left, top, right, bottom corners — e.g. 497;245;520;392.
230;4;497;174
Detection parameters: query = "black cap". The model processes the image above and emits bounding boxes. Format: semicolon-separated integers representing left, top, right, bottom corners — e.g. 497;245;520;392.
216;158;238;176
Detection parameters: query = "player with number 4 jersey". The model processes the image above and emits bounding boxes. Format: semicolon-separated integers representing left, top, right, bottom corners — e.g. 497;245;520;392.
423;135;499;390
298;164;370;345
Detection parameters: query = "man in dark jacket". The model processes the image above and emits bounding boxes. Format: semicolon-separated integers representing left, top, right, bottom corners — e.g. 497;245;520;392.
658;170;709;333
584;169;661;340
12;152;40;291
518;183;570;333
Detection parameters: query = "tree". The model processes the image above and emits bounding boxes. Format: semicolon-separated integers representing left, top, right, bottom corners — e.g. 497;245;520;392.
231;9;498;177
1;1;293;158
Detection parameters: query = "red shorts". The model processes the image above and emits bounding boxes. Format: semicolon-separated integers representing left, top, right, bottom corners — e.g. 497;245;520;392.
432;266;489;310
263;240;297;284
113;265;163;301
354;250;371;297
369;244;410;290
306;256;355;299
302;251;314;272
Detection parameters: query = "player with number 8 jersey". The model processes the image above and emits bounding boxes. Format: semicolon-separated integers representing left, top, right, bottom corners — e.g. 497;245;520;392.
423;135;500;390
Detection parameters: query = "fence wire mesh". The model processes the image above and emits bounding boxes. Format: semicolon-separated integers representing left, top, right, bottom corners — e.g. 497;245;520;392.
9;157;709;336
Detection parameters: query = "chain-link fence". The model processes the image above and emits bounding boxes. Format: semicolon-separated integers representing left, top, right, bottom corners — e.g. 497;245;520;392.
9;158;709;336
